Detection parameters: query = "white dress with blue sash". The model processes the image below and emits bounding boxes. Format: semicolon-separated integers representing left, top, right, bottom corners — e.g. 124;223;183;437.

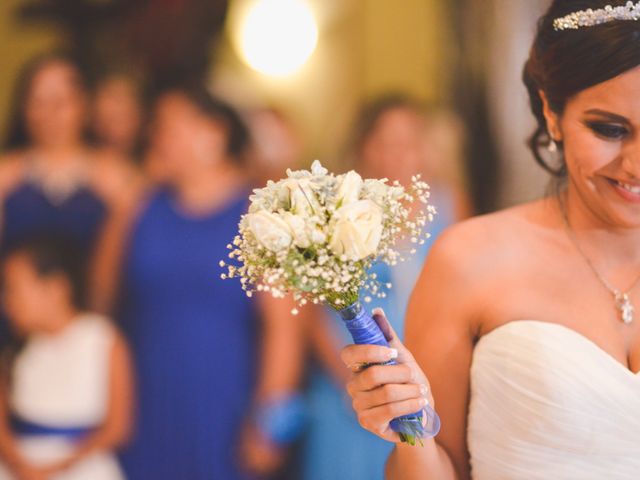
0;314;124;480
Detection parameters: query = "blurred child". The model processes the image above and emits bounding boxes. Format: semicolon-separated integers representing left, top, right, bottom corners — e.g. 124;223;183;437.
0;237;133;480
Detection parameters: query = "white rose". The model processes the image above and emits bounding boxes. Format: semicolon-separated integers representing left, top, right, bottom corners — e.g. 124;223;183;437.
337;170;363;206
329;200;383;260
280;178;321;216
281;212;311;248
246;211;293;252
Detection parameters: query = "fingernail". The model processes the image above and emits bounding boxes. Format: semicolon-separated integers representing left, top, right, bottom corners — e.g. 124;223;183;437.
388;348;398;360
419;385;428;396
372;308;394;342
419;397;428;407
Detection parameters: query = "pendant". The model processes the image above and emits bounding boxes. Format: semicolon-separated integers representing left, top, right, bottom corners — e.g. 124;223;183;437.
615;293;635;325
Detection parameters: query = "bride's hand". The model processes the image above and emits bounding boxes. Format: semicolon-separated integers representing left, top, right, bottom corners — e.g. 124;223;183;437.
341;308;434;443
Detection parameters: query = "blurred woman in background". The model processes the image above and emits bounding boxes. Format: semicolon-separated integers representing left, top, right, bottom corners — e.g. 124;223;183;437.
0;236;132;480
353;96;472;224
0;54;138;258
246;107;303;185
91;71;145;162
96;87;303;480
303;95;471;480
0;54;140;343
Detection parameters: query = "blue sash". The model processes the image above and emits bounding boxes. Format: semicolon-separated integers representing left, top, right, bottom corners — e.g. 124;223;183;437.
10;414;95;440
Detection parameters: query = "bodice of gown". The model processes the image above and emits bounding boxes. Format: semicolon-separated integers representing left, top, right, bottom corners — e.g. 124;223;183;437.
467;320;640;480
1;179;107;257
10;314;115;427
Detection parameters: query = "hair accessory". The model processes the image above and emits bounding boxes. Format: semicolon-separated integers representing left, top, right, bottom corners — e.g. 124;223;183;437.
553;1;640;31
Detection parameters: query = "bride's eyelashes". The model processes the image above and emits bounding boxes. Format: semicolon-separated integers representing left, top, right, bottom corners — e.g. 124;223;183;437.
584;121;630;140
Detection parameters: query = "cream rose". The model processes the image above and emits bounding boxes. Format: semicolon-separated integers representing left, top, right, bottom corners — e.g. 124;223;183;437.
337;170;363;206
281;212;311;248
281;178;321;216
246;211;293;252
329;200;383;260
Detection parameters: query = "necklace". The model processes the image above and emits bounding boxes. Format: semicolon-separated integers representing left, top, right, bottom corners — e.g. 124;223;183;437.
558;197;640;324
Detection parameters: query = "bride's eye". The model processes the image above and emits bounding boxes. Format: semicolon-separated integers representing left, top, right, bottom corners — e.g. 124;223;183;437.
585;121;629;140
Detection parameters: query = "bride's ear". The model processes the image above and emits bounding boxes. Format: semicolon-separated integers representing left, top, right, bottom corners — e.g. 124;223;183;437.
539;90;562;142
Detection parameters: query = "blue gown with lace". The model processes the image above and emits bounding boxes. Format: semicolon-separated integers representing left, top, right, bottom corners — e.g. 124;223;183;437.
1;179;107;256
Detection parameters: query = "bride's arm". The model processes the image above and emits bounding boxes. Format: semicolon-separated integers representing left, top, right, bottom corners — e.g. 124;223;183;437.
390;230;477;479
343;227;478;480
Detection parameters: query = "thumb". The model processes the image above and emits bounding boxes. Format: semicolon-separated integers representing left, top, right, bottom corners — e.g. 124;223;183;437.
371;308;414;363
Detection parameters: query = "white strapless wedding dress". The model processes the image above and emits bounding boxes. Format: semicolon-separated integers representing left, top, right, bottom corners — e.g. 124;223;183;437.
468;320;640;480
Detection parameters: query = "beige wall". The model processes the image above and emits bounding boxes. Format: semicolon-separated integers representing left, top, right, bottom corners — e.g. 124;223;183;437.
362;0;450;103
213;0;450;169
0;0;61;139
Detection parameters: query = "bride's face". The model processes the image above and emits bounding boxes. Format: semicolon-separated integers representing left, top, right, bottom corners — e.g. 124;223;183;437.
546;66;640;228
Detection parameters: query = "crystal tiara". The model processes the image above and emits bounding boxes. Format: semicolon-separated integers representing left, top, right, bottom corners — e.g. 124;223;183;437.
553;1;640;31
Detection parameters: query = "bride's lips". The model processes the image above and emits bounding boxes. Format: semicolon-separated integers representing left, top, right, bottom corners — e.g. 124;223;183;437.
607;178;640;203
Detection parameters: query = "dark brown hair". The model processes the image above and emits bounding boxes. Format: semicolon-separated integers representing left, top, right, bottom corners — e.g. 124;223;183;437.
3;52;90;151
0;235;87;381
152;85;250;163
1;235;88;311
524;0;640;177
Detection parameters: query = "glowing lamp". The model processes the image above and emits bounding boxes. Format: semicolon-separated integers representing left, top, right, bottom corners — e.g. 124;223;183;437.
236;0;318;77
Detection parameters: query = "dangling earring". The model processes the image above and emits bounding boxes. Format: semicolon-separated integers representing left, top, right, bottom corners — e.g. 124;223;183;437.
547;130;559;153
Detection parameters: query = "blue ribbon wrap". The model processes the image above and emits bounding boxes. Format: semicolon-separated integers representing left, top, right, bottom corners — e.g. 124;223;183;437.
338;302;441;440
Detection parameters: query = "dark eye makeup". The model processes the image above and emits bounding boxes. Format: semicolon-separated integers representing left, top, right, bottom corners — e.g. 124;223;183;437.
584;121;629;140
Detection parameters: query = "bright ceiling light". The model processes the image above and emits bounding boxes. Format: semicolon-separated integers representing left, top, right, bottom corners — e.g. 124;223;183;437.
237;0;318;77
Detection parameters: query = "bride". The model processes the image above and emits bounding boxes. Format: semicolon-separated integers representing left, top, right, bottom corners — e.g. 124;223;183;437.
342;1;640;479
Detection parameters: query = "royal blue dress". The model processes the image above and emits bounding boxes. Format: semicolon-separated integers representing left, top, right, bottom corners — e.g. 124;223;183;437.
302;185;457;480
118;188;259;480
1;180;107;256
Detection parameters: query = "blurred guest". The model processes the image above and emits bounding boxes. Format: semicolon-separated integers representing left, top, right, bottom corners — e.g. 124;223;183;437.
0;236;133;480
0;54;139;342
98;87;303;480
91;72;145;161
0;54;138;255
302;95;471;480
353;95;472;221
246;108;303;185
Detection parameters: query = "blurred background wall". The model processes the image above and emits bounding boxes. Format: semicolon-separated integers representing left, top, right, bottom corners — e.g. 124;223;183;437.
0;0;552;211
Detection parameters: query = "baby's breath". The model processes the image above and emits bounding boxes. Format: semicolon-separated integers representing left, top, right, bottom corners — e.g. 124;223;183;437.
222;161;435;313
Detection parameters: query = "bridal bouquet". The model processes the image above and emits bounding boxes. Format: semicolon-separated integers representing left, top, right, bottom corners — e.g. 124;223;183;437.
221;160;440;444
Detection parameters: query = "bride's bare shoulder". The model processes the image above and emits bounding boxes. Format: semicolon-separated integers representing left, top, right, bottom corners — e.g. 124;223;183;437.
426;199;552;275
